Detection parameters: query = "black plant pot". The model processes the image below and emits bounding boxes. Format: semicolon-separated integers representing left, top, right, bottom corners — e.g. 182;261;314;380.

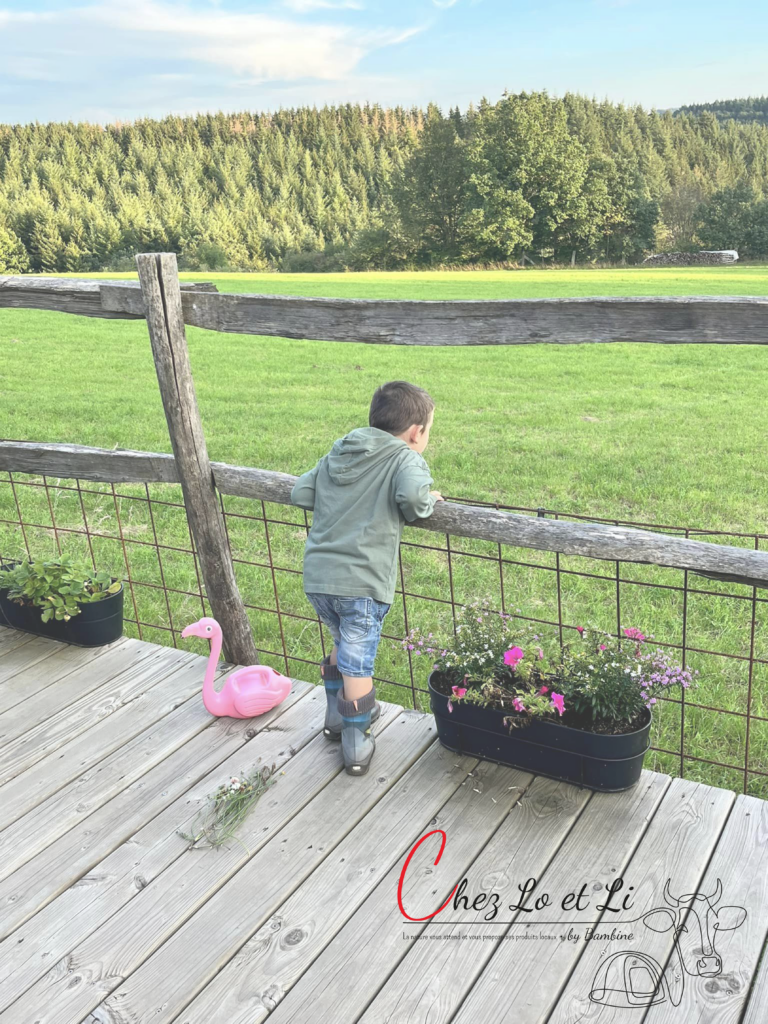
428;672;651;792
0;564;124;647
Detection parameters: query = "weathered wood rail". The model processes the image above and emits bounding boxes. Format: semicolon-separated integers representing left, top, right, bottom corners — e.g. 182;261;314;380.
0;276;217;319
2;440;767;589
2;274;767;345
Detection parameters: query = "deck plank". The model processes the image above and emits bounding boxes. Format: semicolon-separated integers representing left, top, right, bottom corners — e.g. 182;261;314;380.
0;637;139;741
742;936;768;1024
546;777;735;1024
0;627;35;656
0;678;317;1001
0;634;132;718
443;772;671;1024
0;643;191;798
1;701;407;1024
179;745;523;1023
0;652;232;875
354;775;591;1024
0;651;207;827
89;707;437;1024
642;794;768;1024
0;634;69;688
258;762;609;1024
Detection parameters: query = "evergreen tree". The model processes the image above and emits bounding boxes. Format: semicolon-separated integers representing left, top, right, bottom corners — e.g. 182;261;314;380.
0;224;30;272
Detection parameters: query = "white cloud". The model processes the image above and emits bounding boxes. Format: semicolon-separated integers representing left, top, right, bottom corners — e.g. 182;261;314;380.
283;0;365;10
432;0;460;6
2;56;61;81
0;0;420;86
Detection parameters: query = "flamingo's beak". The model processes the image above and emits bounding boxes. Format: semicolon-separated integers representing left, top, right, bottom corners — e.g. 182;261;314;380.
181;623;198;639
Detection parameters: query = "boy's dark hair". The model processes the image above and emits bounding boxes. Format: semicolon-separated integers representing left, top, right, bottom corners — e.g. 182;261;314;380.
369;381;434;435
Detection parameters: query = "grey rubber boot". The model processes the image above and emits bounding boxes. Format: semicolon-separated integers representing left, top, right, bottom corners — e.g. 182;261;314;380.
337;684;377;775
320;655;380;740
320;655;344;739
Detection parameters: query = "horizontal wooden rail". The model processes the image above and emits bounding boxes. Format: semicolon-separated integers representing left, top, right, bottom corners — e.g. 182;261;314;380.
0;276;217;320
0;441;181;483
1;441;766;589
1;274;766;344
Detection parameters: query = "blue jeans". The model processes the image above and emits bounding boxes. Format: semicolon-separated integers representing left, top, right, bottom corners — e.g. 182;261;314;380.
306;593;391;678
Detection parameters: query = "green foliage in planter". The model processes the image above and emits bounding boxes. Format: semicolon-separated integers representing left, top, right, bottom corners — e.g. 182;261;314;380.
397;599;697;733
0;556;122;623
559;626;697;729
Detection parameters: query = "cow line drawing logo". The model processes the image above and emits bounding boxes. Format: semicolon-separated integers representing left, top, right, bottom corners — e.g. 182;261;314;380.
589;878;747;1009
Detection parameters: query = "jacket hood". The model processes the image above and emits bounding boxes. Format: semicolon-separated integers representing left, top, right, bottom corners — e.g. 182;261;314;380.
326;427;410;484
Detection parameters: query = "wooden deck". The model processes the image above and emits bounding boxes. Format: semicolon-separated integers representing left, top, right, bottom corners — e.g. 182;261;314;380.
1;624;767;1024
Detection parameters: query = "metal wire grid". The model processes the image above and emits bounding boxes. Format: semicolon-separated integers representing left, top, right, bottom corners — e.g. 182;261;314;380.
1;469;766;794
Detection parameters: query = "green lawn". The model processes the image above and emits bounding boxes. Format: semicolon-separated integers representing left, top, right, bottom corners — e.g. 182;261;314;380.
1;265;767;795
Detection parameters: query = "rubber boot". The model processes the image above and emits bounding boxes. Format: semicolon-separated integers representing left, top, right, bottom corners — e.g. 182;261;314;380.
320;655;380;740
337;684;377;775
320;654;344;740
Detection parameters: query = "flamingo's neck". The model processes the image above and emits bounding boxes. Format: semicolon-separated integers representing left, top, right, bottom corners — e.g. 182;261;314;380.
202;631;224;712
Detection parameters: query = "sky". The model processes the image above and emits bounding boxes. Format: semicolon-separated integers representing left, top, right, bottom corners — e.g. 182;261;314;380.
0;0;766;125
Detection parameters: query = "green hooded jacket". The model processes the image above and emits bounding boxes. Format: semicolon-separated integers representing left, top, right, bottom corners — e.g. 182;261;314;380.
290;426;437;605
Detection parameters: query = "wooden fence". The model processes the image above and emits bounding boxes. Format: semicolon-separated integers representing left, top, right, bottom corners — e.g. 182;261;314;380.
2;272;767;345
2;254;767;666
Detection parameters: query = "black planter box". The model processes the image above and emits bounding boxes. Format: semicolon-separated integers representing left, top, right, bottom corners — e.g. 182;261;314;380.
428;672;651;792
0;565;124;647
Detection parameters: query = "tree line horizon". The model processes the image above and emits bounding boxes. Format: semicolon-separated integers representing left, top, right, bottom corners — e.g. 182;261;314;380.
2;90;768;275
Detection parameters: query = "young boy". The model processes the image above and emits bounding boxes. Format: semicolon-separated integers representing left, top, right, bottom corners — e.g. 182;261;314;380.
290;380;443;776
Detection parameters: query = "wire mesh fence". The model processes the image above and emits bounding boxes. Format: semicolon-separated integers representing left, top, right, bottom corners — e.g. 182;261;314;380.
1;468;766;798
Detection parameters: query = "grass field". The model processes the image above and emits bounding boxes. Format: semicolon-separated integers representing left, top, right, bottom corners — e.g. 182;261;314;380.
1;265;767;795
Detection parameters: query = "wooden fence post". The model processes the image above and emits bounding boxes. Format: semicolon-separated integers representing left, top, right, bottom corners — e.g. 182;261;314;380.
135;252;259;666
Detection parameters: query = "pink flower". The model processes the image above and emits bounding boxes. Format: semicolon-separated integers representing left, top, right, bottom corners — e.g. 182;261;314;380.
599;644;607;651
537;648;544;660
504;646;524;668
623;627;646;642
452;686;467;698
576;626;584;635
539;685;549;695
551;693;566;716
512;697;526;712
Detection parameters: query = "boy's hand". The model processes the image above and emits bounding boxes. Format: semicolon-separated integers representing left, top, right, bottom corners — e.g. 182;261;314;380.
430;491;445;502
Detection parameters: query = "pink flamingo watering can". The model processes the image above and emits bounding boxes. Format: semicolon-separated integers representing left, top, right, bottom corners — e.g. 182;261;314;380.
181;617;292;718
